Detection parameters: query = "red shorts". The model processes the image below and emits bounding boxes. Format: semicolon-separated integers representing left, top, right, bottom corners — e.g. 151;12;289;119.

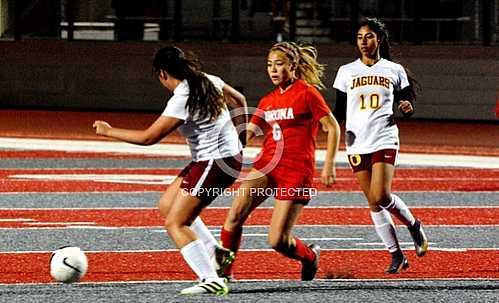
254;162;315;203
179;154;242;204
347;149;398;173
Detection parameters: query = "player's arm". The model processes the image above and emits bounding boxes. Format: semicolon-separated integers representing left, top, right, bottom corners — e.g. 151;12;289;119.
319;113;341;186
93;115;183;146
245;122;260;143
332;89;347;124
395;86;414;117
223;84;248;147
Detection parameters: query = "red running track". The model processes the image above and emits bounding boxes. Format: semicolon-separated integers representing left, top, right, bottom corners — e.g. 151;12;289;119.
1;207;498;228
2;168;499;192
1;249;498;284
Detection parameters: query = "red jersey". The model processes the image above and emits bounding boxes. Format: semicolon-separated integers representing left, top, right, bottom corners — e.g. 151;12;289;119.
251;80;331;176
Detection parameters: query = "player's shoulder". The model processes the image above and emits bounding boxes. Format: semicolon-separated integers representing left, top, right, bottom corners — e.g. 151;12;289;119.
204;73;225;89
259;89;277;105
378;58;405;71
336;59;362;75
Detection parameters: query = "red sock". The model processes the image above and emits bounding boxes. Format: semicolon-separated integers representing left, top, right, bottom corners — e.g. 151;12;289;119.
286;237;315;263
220;227;242;253
220;227;243;276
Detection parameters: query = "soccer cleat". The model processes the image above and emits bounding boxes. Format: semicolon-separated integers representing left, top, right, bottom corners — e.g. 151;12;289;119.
301;244;320;281
409;219;428;257
180;278;229;295
214;245;235;280
385;250;409;274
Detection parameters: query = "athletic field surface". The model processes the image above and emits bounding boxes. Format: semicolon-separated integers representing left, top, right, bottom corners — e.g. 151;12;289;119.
0;110;498;302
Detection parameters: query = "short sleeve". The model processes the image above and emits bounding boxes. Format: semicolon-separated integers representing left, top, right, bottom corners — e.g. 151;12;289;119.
161;93;188;120
306;87;331;122
333;66;348;93
205;74;225;92
395;64;410;91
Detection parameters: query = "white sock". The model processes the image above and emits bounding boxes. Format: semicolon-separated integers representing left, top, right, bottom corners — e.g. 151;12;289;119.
370;210;400;253
384;194;416;227
190;217;218;258
180;239;218;281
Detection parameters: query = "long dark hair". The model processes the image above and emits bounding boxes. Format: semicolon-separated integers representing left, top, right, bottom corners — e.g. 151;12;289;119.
152;46;224;120
356;18;421;99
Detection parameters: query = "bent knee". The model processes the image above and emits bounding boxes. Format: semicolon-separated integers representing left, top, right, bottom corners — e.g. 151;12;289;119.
369;193;391;208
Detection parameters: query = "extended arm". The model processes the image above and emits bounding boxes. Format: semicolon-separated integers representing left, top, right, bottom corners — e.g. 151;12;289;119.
93;115;183;146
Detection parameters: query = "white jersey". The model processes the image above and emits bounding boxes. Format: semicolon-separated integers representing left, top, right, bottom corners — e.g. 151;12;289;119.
333;58;409;154
161;74;241;161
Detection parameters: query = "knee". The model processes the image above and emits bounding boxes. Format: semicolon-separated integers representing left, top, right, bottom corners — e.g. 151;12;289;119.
158;200;171;219
164;214;182;232
370;193;391;208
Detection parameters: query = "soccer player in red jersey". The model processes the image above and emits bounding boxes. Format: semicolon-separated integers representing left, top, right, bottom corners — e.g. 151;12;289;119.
218;42;341;281
333;18;428;274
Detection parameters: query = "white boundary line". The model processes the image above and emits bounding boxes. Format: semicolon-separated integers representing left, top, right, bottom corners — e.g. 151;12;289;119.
2;247;498;254
1;276;498;286
1;137;498;168
0;206;498;210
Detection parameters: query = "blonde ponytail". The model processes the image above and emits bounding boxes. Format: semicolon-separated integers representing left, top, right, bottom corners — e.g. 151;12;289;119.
269;42;326;90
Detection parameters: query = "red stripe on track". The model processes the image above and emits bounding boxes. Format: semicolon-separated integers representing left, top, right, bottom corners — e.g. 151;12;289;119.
1;249;497;284
1;168;499;192
1;207;498;228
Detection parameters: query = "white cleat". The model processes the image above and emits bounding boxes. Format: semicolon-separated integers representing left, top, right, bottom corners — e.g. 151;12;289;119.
180;278;229;295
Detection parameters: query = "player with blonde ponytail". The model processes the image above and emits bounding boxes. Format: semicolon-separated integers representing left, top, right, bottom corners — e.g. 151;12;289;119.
217;42;341;281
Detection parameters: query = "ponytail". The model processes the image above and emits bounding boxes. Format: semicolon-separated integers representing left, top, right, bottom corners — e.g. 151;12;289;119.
153;46;224;120
270;42;326;90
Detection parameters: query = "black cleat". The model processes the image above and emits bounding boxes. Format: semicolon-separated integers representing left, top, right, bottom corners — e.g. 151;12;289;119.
409;219;429;257
385;250;409;274
301;244;320;281
214;245;235;281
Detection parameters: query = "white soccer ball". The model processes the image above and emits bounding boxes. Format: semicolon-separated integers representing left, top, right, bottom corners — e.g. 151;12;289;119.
49;246;88;283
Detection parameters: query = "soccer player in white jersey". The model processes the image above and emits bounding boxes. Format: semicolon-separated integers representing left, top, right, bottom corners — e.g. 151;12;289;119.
333;18;428;274
93;46;247;295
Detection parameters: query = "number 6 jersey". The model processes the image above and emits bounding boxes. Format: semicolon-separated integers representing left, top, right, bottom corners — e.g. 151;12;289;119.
250;79;331;175
333;58;409;155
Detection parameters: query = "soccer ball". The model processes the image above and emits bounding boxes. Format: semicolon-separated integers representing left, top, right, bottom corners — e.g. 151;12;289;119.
49;246;88;283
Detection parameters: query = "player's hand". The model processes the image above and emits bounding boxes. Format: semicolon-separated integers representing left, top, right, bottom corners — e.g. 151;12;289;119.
321;166;336;187
398;100;413;115
93;120;112;136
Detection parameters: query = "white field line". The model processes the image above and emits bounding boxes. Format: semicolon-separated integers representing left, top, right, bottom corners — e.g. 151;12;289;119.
7;173;499;185
2;248;499;254
1;206;498;210
1;224;499;231
1;276;498;286
1;137;498;168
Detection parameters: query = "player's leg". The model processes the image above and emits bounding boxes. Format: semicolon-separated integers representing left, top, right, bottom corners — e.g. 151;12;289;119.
158;174;220;264
268;200;320;281
369;161;408;273
164;191;228;295
220;168;270;278
373;149;428;257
